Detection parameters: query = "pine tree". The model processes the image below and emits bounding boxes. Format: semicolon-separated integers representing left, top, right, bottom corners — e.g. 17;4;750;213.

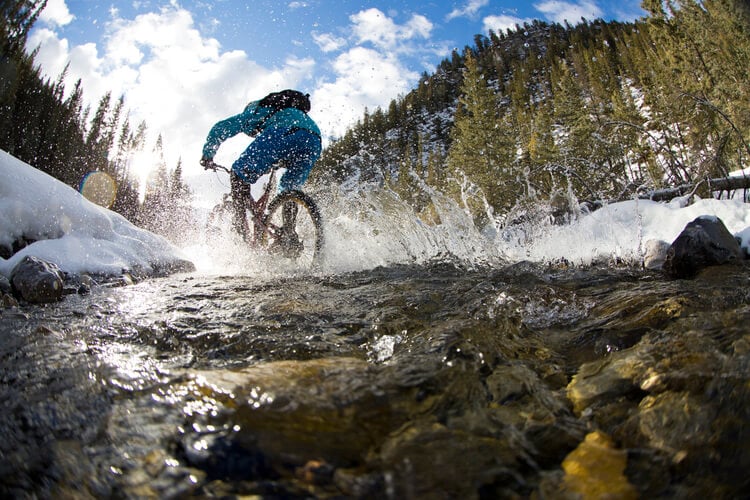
0;0;47;56
446;51;515;218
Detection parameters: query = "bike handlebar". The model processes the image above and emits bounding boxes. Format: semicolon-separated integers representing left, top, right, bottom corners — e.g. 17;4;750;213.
202;159;287;175
201;158;230;174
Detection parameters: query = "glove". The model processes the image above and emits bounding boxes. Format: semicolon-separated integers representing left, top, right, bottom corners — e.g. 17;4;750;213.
200;156;214;170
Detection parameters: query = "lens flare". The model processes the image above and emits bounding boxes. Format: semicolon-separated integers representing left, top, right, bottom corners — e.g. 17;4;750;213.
80;171;117;208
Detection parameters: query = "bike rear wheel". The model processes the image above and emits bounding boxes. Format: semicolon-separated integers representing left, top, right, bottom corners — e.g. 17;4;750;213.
261;190;323;266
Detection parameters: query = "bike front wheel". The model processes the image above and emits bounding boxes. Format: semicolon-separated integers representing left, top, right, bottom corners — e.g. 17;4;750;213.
261;190;324;266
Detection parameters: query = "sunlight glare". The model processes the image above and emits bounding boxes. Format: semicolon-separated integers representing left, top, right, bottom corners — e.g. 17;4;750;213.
128;150;158;203
79;171;117;208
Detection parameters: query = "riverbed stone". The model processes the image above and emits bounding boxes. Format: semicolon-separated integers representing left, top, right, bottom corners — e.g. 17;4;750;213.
566;353;646;415
564;320;750;498
637;391;717;456
561;430;637;499
0;274;11;294
662;215;742;278
2;293;19;308
10;255;65;303
569;329;721;410
189;357;440;469
375;421;523;498
643;239;671;270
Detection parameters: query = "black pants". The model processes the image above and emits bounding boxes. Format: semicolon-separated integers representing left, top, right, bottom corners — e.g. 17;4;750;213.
230;172;252;237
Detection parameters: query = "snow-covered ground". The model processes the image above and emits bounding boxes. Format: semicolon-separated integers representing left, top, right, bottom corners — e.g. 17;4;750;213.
0;150;191;279
2;149;750;281
507;195;750;264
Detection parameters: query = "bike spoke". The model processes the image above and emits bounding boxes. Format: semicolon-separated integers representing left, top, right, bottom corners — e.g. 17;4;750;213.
261;191;323;267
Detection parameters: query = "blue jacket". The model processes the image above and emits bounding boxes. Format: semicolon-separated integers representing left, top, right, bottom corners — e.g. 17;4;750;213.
202;100;321;159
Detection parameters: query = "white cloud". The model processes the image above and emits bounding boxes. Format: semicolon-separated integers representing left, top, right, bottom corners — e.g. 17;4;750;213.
483;14;532;34
314;47;418;139
446;0;490;21
312;32;347;53
39;0;74;27
308;8;437;139
534;1;604;24
350;8;432;52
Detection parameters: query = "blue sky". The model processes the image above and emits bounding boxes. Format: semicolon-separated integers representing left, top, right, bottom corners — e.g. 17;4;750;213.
30;0;646;206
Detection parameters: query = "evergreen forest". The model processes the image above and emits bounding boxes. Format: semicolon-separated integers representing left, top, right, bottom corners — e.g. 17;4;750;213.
2;0;750;238
314;0;750;226
0;0;194;242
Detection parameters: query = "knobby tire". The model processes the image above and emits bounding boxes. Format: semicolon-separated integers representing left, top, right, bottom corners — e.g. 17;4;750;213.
261;190;324;265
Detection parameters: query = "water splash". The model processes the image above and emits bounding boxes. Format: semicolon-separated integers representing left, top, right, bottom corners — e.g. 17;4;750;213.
181;179;663;276
316;185;506;272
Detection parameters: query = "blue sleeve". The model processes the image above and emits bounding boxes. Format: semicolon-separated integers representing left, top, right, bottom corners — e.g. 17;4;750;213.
202;101;269;158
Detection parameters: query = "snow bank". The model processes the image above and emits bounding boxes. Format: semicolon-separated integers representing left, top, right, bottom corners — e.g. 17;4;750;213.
0;150;192;279
504;196;750;264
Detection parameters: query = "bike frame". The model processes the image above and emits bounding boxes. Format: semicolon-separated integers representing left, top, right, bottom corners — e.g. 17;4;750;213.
245;169;277;246
211;164;282;246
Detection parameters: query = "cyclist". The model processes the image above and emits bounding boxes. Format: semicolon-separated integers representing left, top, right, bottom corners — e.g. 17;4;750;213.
200;90;322;234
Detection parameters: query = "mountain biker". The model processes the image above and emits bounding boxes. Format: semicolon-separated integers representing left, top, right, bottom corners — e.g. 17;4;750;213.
200;89;322;233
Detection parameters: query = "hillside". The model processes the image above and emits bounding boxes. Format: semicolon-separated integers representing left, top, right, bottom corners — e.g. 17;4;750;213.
313;1;750;226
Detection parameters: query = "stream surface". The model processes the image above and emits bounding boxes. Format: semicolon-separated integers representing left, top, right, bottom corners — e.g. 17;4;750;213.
2;261;749;498
1;188;749;498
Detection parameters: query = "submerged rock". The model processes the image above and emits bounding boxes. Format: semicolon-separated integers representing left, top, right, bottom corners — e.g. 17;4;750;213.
562;431;637;499
10;255;65;303
567;322;750;497
188;357;438;468
662;216;742;278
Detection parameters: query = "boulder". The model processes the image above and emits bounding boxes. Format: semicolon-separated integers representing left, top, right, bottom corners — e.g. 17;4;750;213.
643;239;671;270
662;216;742;278
0;274;11;294
10;255;65;303
561;431;637;500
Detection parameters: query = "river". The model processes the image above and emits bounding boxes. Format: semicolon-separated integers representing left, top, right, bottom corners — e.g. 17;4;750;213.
1;187;748;498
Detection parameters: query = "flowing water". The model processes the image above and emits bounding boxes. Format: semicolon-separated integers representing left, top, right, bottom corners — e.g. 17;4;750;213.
1;186;749;499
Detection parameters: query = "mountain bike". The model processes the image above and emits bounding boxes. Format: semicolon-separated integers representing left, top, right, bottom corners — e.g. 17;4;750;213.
205;161;324;266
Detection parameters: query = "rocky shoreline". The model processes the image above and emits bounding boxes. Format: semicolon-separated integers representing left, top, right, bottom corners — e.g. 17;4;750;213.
2;214;744;306
0;254;195;305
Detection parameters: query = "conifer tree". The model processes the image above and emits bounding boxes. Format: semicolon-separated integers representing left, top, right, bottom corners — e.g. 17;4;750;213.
1;0;47;55
446;51;515;218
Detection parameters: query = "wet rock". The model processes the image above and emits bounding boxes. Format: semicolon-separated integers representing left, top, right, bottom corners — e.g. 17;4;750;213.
10;255;65;303
189;357;438;469
0;235;36;259
561;430;637;499
567;354;647;416
295;459;335;485
567;329;722;416
333;468;386;498
566;323;750;497
181;432;272;481
637;391;717;456
643;239;670;270
152;258;196;276
485;363;572;431
0;274;10;294
62;273;94;295
2;293;19;308
375;422;524;498
663;216;742;278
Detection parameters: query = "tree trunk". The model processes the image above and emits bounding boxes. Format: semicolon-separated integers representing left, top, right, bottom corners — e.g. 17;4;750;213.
639;174;750;202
